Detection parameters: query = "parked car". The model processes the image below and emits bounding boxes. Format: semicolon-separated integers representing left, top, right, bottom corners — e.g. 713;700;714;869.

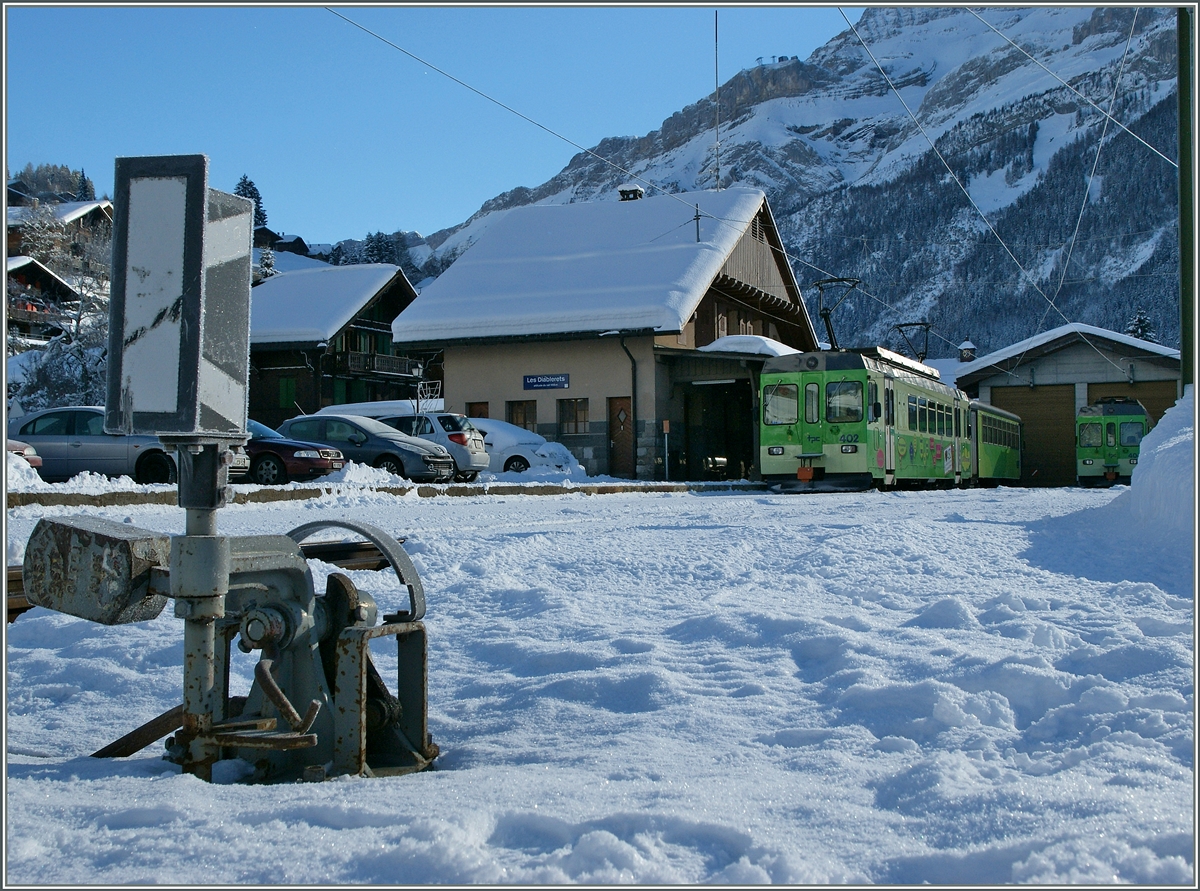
469;418;579;474
275;414;455;482
7;406;177;483
244;419;344;485
7;439;42;469
375;412;489;482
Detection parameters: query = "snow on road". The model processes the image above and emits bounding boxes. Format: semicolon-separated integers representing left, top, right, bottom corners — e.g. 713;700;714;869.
3;394;1194;884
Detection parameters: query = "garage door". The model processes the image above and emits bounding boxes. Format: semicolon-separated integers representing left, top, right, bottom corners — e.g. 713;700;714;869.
1086;380;1180;428
990;384;1076;487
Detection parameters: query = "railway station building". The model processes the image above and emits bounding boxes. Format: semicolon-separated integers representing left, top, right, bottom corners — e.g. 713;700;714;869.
951;323;1182;487
390;187;820;479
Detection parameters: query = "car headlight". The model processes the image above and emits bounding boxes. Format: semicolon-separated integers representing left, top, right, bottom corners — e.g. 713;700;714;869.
292;450;319;459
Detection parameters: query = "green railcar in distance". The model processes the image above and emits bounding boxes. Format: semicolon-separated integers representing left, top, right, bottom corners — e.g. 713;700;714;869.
760;347;1021;492
1076;397;1149;486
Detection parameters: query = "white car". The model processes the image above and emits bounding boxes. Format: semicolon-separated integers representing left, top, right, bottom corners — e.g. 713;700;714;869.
469;418;579;475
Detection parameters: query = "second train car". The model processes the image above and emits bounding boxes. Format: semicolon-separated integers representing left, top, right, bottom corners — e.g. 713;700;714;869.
759;347;1022;491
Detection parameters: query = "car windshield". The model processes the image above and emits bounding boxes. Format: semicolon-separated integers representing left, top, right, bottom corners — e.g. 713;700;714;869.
437;414;476;433
247;419;282;440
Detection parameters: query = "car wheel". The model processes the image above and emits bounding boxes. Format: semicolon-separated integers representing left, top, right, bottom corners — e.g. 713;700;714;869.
136;451;176;485
504;456;530;473
252;454;287;486
454;470;478;482
377;455;406;478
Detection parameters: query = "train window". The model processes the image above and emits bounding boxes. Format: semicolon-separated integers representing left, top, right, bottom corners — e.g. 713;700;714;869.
763;383;799;426
867;381;878;421
1119;422;1144;447
1106;422;1116;448
954;408;960;438
918;397;927;433
826;381;863;423
805;383;820;424
1078;423;1101;447
908;395;918;430
936;405;946;436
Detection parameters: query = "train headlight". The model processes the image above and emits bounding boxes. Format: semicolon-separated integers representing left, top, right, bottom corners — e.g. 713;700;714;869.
1082;459;1094;465
841;444;858;453
1129;458;1137;465
767;447;784;456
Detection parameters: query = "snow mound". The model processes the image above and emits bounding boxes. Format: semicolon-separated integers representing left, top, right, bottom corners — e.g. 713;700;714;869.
320;461;407;487
6;452;51;492
1105;386;1195;549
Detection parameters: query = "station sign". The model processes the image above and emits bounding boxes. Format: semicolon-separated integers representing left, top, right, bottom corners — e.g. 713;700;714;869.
523;374;570;390
105;154;253;437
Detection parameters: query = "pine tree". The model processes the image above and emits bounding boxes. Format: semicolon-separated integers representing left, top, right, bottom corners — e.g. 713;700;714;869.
75;169;95;201
234;175;268;228
1124;307;1158;343
259;247;279;278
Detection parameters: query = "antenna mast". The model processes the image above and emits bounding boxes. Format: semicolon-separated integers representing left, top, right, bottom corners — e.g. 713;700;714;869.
714;10;720;191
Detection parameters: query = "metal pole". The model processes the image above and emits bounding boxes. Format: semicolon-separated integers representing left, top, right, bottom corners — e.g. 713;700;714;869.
1178;6;1195;388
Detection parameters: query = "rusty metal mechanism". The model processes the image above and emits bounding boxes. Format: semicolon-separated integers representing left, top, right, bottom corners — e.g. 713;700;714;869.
22;514;438;783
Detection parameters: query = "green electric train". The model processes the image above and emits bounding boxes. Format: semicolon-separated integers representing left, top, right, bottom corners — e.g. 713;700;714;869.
1075;397;1149;486
759;347;1022;492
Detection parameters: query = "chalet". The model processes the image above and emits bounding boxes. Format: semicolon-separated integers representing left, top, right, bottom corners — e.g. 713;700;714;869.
390;187;819;479
273;233;310;256
249;263;423;428
6;199;113;267
253;226;281;248
953;323;1182;486
5;255;79;345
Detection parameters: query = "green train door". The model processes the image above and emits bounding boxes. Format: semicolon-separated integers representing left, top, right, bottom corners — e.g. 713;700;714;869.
797;374;825;477
883;377;897;485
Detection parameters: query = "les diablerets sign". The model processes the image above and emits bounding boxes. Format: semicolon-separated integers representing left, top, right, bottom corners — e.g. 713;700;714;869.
523;374;569;390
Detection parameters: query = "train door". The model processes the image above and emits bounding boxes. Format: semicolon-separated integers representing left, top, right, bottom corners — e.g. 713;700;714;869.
952;398;963;484
883;377;896;484
800;374;824;459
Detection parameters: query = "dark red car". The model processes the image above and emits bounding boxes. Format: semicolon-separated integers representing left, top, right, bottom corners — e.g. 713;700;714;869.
244;419;344;485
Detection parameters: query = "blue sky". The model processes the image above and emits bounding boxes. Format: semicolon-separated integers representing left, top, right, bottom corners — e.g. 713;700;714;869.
5;5;863;245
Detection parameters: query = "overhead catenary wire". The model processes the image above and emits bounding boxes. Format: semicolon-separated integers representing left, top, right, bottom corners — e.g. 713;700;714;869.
839;6;1136;381
964;6;1178;170
328;6;1166;374
1012;9;1143;374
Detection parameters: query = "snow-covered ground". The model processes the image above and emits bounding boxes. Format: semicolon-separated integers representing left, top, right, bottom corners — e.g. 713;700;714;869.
3;392;1194;884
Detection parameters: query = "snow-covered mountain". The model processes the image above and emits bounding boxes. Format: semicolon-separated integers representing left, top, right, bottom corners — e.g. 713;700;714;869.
401;7;1183;357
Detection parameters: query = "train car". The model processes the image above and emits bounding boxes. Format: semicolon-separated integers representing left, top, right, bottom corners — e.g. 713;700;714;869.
968;401;1022;486
759;347;1022;492
1075;397;1149;486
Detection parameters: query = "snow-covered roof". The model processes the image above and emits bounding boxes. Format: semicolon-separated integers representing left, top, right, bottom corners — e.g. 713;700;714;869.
6;255;78;295
250;264;404;345
6;200;112;227
697;334;800;357
392;187;781;344
956;323;1180;378
252;248;329;274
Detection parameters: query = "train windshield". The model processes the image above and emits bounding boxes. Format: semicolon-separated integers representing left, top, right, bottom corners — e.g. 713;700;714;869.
1119;422;1144;446
826;381;863;424
1079;422;1102;448
763;383;799;425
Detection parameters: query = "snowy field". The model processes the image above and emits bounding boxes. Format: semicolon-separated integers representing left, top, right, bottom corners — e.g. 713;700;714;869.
3;393;1195;885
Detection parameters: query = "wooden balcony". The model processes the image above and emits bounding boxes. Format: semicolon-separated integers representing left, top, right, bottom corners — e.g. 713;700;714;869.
332;351;420;378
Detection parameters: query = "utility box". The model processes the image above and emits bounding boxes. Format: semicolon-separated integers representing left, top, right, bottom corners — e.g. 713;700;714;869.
106;154;253;437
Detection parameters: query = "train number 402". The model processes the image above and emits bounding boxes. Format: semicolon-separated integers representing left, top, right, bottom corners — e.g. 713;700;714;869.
838;434;859;443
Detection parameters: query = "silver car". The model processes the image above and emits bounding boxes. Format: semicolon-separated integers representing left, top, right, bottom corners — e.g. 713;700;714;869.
377;412;490;482
8;405;177;483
